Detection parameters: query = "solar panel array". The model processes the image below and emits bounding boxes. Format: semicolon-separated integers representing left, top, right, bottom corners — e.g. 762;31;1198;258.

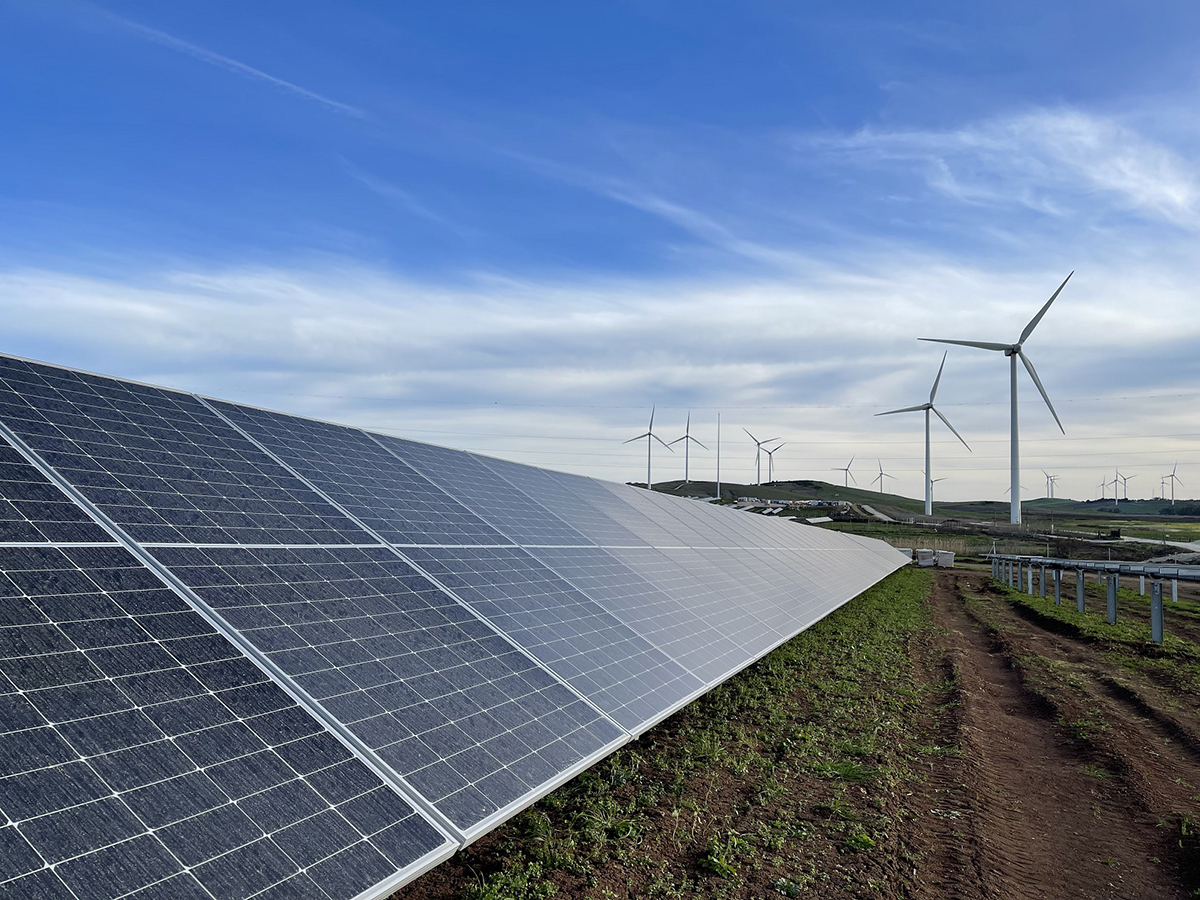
0;353;908;899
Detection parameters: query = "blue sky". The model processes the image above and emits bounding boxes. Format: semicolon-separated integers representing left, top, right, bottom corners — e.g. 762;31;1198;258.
2;1;1199;501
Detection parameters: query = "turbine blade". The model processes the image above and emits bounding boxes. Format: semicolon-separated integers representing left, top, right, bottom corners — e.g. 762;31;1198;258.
875;404;927;416
849;472;857;485
1020;271;1073;344
848;455;855;467
930;351;947;403
653;434;674;450
648;405;655;430
931;406;971;451
1018;350;1065;433
743;428;758;442
919;338;1011;351
690;437;709;450
623;433;651;444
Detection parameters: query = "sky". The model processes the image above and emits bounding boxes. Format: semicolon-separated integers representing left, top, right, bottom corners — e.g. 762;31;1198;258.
1;0;1198;503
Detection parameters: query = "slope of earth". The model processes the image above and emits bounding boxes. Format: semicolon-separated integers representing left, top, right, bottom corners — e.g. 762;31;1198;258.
391;568;1199;900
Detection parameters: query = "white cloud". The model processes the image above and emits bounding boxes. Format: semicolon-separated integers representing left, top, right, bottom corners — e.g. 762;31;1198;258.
806;108;1200;228
1;247;1197;504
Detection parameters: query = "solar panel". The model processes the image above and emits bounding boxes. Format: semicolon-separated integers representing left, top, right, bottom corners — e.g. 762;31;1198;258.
209;401;508;546
0;442;112;544
473;456;645;547
402;546;702;729
372;436;593;546
0;544;452;900
0;358;367;546
147;544;625;834
0;352;910;897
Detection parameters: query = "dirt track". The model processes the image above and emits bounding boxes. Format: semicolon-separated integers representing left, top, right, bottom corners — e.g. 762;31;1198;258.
914;572;1192;899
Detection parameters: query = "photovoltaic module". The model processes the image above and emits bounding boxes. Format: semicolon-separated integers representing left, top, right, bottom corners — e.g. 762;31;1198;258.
0;352;907;899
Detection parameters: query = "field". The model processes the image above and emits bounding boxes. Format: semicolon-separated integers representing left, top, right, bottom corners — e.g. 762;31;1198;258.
395;566;1200;900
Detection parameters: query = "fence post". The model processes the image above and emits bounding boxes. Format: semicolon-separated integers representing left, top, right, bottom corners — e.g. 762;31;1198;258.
1040;565;1046;598
1054;568;1061;607
1027;565;1034;595
1139;575;1146;596
1107;573;1118;625
1076;569;1086;613
1172;579;1178;603
1151;580;1164;644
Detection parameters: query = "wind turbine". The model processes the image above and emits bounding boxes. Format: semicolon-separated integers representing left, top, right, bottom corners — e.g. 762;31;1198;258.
1042;470;1061;499
832;456;857;488
668;411;707;484
1098;478;1108;500
921;272;1072;524
875;352;970;516
744;429;780;485
1166;462;1184;505
624;406;672;490
930;476;948;505
763;442;786;483
1119;471;1136;500
871;460;893;495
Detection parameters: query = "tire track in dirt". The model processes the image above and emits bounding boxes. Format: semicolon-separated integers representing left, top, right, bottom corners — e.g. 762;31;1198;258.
928;572;1186;900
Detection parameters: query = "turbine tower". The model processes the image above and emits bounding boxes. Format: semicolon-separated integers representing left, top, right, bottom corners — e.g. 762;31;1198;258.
668;411;707;484
875;352;970;516
744;429;780;486
1166;462;1184;505
832;456;856;488
624;406;672;490
921;272;1072;525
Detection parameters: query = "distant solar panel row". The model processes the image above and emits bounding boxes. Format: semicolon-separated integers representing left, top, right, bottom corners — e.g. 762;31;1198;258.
0;353;907;899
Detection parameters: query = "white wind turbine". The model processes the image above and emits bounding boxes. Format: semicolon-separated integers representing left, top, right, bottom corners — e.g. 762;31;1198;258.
930;476;948;505
1041;470;1061;499
875;352;970;516
763;442;786;483
668;411;707;484
744;429;781;485
871;460;893;495
624;406;672;490
832;456;856;488
1166;462;1184;505
921;272;1072;524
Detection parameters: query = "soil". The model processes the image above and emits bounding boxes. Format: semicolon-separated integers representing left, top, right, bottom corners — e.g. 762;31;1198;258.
393;570;1200;900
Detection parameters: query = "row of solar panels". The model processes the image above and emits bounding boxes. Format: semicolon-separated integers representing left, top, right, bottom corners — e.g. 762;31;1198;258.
0;353;907;900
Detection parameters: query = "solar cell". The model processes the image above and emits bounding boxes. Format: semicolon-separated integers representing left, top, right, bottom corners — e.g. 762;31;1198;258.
402;546;702;729
0;545;451;900
148;544;625;834
0;357;369;546
209;401;508;546
372;436;593;546
0;440;112;543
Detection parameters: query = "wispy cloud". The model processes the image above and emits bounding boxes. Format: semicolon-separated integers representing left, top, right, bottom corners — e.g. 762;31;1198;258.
804;108;1200;228
114;15;367;118
341;161;473;236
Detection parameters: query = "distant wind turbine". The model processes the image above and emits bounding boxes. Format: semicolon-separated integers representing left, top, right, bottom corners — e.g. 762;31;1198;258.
1119;471;1136;500
744;429;781;485
624;406;672;490
875;352;970;516
763;442;786;483
1166;462;1184;505
921;272;1072;524
668;411;707;484
930;476;947;504
871;460;893;495
832;455;856;488
1042;470;1060;499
